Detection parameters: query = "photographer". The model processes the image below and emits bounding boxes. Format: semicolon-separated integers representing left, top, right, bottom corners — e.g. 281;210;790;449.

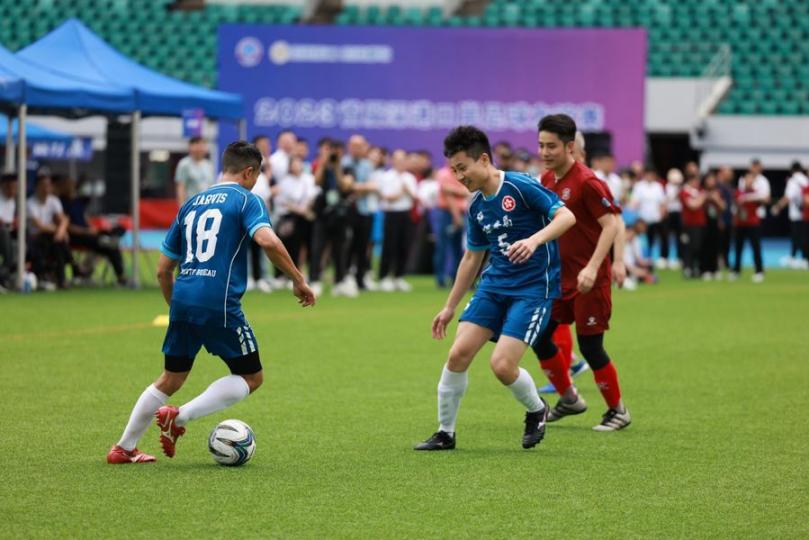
309;139;354;296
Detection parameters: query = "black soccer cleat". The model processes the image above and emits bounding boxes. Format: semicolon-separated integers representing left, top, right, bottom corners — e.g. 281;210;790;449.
414;430;456;451
522;398;550;449
548;393;588;422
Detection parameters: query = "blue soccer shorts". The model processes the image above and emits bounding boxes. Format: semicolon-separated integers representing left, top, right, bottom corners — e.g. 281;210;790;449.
459;289;553;346
162;321;261;374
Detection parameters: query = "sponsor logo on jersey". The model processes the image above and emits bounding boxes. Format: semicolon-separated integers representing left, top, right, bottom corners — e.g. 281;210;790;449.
586;316;597;326
502;195;516;212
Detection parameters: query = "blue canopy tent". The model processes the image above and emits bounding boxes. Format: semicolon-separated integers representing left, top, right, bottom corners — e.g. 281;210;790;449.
18;19;246;287
0;113;73;143
0;43;135;291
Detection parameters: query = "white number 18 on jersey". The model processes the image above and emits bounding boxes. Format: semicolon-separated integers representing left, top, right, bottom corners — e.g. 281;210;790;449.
183;208;223;263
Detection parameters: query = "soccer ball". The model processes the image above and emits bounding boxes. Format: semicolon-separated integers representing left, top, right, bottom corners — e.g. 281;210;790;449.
208;419;256;466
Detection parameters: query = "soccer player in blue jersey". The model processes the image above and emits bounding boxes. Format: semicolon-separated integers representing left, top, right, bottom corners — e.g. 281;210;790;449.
107;141;315;464
415;126;576;451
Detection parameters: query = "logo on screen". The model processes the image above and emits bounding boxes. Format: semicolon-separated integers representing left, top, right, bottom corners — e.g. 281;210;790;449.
235;37;264;67
269;40;292;65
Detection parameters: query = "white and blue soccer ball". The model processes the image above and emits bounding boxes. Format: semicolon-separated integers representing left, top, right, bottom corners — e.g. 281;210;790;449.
208;419;256;466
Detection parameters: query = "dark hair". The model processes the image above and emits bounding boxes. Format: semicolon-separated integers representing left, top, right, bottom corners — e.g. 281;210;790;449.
790;161;803;173
221;141;262;174
316;137;332;149
0;172;16;183
443;125;492;160
751;158;762;166
276;129;295;141
189;136;205;145
537;114;577;143
252;134;269;144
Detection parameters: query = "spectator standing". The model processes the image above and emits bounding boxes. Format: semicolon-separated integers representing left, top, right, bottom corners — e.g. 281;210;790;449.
716;166;736;271
343;135;378;292
701;172;726;279
272;156;316;285
629;166;667;267
771;161;809;268
732;173;765;282
175;137;215;205
378;149;417;292
433;164;467;288
593;153;624;205
270;130;297;183
0;173;17;290
248;134;274;293
663;168;684;268
738;158;771;221
679;173;707;278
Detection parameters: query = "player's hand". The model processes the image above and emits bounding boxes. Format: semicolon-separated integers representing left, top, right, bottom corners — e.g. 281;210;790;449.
577;265;597;293
293;281;316;307
612;261;627;288
507;238;537;264
432;307;455;340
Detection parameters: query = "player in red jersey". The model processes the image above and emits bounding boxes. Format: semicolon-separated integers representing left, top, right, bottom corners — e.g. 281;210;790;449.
530;114;631;431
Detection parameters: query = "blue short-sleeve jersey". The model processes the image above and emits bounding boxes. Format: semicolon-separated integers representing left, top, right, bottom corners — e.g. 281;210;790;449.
161;182;272;328
466;171;563;299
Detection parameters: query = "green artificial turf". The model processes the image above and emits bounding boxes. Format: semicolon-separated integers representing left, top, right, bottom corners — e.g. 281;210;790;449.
1;271;807;538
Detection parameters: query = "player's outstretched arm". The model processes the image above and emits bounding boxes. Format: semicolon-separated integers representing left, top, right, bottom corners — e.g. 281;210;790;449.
579;213;619;293
253;227;316;307
156;254;179;306
432;249;486;339
507;206;576;264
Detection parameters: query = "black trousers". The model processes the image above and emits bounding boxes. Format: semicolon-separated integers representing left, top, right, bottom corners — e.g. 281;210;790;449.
682;225;705;277
379;210;411;279
309;214;348;283
275;214;310;278
71;232;125;280
803;221;809;265
348;212;374;288
30;233;71;287
734;226;763;274
661;212;681;260
719;224;732;269
701;220;721;274
789;220;805;259
646;221;666;260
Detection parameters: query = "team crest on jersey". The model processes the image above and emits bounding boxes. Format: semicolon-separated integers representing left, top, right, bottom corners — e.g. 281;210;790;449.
476;211;484;223
502;195;516;212
561;188;571;201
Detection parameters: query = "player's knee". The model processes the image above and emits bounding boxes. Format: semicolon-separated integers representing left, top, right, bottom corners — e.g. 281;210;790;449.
242;371;263;393
489;355;517;384
155;371;188;396
447;345;475;371
577;334;610;370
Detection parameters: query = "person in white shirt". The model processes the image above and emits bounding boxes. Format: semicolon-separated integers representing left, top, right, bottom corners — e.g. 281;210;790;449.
664;168;684;268
27;174;74;289
593;152;624;205
247;134;274;292
0;173;17;289
629;166;668;267
378;149;417;291
272;156;317;282
175;137;215;205
738;158;771;219
772;161;809;267
269;130;297;183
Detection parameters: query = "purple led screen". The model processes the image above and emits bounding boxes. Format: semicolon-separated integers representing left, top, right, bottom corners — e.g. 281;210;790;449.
218;25;646;166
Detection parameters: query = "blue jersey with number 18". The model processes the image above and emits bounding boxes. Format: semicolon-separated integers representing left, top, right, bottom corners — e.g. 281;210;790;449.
160;182;271;328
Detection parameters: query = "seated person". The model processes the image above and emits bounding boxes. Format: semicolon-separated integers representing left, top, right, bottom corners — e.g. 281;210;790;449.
623;218;657;288
0;173;17;289
27;173;78;289
54;175;126;286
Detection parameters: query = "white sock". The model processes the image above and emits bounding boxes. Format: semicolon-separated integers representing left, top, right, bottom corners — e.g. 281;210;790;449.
508;368;545;413
176;375;250;427
437;364;468;434
117;384;168;451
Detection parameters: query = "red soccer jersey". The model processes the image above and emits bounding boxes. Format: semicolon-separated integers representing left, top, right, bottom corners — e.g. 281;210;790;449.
735;188;761;227
803;185;809;221
679;185;707;227
541;161;620;294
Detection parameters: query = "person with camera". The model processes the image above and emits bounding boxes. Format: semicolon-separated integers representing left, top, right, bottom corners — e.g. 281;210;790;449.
309;139;354;297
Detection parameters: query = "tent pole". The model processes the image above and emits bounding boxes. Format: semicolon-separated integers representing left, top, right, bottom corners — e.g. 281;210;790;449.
238;119;247;141
5;113;14;172
16;105;27;291
130;110;141;289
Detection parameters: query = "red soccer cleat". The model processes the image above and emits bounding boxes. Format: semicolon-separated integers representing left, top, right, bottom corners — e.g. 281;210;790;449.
107;445;156;464
155;405;185;458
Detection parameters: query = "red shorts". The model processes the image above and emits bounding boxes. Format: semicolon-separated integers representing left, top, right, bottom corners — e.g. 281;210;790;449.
552;282;612;336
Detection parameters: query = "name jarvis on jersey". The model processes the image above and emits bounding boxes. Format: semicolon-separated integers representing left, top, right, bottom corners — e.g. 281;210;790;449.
191;192;229;206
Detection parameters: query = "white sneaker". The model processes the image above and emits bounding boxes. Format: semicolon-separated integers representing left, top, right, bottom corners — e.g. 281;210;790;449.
713;272;723;281
798;259;809;270
394;278;413;292
622;276;638;291
364;278;379;292
728;272;739;282
272;277;289;289
752;272;765;283
257;278;273;293
343;276;359;297
311;281;323;297
780;256;794;268
668;259;682;271
379;277;395;292
655;258;668;270
701;272;713;281
246;277;256;291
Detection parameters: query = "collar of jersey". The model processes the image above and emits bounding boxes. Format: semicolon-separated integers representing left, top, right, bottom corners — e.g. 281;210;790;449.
482;170;505;201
